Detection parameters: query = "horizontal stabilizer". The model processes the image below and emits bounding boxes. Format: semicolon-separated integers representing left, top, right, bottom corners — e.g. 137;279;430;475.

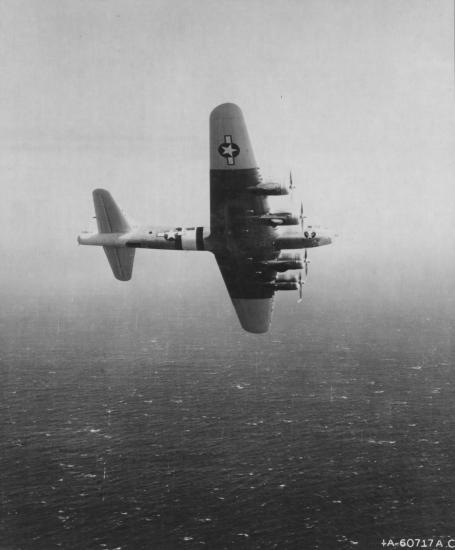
93;188;130;233
103;247;135;281
92;189;134;280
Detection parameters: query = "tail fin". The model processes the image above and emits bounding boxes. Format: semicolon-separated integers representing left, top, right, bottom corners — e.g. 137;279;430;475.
93;189;135;281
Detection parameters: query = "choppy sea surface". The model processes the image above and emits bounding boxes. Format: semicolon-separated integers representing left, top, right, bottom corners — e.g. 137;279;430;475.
1;291;455;549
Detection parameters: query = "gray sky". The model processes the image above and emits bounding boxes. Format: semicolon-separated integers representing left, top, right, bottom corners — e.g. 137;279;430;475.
1;0;453;311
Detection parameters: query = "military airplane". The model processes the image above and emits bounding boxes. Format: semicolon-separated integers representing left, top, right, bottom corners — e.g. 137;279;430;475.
78;103;332;333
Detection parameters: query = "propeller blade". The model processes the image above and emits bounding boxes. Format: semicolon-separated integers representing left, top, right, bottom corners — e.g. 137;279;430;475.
304;249;309;278
300;201;304;231
298;270;303;303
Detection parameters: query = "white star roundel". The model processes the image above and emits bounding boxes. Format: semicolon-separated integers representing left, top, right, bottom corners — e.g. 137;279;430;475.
218;135;240;165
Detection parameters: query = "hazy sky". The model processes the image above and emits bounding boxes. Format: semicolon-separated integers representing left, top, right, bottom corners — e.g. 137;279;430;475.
1;0;453;313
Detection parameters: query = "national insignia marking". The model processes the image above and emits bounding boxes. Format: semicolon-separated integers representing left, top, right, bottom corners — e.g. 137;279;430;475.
218;135;240;165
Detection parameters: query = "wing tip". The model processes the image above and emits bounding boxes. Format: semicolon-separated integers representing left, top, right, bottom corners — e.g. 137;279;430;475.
243;325;270;335
93;188;111;199
231;298;273;334
113;271;133;282
210;102;243;120
210;103;257;170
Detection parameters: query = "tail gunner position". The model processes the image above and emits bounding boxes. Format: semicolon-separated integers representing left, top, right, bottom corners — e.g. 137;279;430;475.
78;103;332;333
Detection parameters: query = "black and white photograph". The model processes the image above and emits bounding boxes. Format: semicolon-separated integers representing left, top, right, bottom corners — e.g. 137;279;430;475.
1;1;454;548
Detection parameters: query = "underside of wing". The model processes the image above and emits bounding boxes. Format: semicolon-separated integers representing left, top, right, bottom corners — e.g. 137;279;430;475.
231;297;274;334
209;103;280;333
215;254;275;334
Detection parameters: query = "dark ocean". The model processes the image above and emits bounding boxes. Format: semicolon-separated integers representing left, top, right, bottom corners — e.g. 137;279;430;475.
1;289;455;549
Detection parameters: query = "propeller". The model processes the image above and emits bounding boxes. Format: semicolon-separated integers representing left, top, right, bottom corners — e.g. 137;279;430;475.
297;251;311;303
289;172;306;231
299;201;307;232
289;171;295;195
304;249;310;278
297;270;304;303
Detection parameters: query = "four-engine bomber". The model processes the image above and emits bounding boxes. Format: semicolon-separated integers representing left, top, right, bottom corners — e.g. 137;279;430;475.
78;103;332;333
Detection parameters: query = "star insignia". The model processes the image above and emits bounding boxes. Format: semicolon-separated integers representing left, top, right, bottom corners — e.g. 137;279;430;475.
217;135;240;165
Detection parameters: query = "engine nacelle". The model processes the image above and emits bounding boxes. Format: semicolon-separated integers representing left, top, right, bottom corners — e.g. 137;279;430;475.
263;252;303;272
247;182;289;196
275;232;332;249
274;274;298;290
262;273;299;290
276;273;297;283
274;282;298;291
252;212;299;226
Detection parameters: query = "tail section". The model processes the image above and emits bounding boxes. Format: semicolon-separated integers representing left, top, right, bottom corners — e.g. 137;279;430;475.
93;188;130;233
103;247;135;281
89;189;135;281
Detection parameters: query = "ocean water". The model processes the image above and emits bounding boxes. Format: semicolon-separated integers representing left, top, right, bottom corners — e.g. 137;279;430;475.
1;292;455;549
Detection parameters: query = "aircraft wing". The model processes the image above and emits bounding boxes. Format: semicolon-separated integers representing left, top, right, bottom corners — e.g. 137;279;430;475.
209;103;278;333
214;254;275;333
